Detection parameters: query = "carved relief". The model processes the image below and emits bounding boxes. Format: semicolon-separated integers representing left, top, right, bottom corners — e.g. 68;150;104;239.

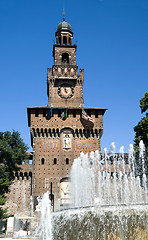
63;133;72;149
61;129;73;151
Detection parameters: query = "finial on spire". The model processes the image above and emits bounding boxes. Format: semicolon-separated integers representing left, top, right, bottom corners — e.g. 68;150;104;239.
62;9;66;21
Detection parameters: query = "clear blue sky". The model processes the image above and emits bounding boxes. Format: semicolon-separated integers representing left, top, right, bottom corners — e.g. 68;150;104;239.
0;0;148;152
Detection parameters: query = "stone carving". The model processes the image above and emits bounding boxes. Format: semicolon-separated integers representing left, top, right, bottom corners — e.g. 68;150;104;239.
63;134;71;149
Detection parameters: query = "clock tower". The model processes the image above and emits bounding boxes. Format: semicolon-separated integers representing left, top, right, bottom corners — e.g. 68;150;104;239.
27;16;106;211
47;16;84;108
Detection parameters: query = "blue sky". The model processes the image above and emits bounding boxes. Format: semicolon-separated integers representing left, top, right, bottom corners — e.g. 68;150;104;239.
0;0;148;152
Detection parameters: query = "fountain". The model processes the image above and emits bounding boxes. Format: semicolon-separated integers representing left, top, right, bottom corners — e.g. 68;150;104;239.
11;141;147;239
35;192;53;240
70;141;147;207
33;141;148;240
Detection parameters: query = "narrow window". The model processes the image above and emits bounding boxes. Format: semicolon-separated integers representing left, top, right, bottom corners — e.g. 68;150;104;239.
29;160;33;165
62;53;69;63
59;37;61;45
63;36;67;45
66;158;69;165
41;158;45;165
45;178;49;188
54;158;57;165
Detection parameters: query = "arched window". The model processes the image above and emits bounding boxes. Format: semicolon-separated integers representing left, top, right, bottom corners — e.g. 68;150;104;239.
63;36;67;45
54;158;57;165
66;158;69;165
69;37;71;45
59;37;61;45
41;158;45;165
62;53;69;63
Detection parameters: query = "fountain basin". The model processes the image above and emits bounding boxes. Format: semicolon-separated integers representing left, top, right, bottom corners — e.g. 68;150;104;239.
52;204;148;240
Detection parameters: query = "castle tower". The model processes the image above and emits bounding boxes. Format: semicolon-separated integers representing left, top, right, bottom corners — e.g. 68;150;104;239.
47;15;84;108
27;16;106;211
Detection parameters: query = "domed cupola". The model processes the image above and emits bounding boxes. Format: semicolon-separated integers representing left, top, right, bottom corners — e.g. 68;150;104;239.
55;12;73;46
57;21;72;32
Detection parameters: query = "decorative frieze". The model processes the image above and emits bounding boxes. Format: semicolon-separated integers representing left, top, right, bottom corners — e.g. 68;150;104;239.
75;140;94;151
41;139;59;152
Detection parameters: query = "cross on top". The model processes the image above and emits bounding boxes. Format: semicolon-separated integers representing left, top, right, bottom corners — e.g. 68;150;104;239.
62;10;66;21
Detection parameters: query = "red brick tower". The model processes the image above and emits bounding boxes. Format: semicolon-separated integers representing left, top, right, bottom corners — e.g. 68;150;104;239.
27;16;106;211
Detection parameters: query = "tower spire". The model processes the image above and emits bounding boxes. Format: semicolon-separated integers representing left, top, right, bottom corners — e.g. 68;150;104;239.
62;9;66;21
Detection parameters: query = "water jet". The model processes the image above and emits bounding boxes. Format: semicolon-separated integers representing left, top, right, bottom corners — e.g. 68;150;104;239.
33;141;148;240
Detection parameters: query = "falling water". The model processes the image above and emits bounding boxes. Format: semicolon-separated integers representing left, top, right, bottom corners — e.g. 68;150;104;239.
139;140;147;202
52;205;148;240
70;141;148;207
35;192;52;240
30;141;148;240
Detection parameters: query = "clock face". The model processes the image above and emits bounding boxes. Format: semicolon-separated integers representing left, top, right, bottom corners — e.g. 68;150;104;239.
58;84;74;99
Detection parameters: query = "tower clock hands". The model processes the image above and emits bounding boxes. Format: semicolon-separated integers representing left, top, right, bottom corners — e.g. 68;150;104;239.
64;87;67;93
58;85;74;98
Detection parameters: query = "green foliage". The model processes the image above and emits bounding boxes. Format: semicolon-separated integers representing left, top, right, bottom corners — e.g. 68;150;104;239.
0;207;9;222
134;92;148;150
134;92;148;187
140;92;148;114
0;130;28;221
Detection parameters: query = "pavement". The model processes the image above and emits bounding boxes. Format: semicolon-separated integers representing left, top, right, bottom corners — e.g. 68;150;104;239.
0;236;31;240
0;238;30;240
0;233;32;239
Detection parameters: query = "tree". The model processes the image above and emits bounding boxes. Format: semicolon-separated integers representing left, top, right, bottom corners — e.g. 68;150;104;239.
134;92;148;150
134;92;148;186
0;130;28;221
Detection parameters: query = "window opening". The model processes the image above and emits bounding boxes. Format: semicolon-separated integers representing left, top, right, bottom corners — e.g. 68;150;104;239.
59;37;61;45
63;36;67;45
62;53;69;63
41;158;45;165
29;160;33;165
45;178;49;188
66;158;69;165
54;158;57;165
